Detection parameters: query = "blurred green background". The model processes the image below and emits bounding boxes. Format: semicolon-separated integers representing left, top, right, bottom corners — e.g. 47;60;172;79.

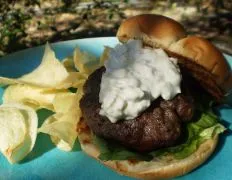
0;0;231;57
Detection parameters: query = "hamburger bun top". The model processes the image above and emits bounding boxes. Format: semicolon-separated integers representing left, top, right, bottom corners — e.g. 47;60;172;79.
117;14;232;99
117;14;187;48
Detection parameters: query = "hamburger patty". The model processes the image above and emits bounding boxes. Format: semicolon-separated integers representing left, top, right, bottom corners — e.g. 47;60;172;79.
80;67;194;152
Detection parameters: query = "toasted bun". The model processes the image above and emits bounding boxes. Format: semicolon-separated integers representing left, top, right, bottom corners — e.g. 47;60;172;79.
117;14;232;98
169;36;231;89
117;14;187;48
78;120;218;180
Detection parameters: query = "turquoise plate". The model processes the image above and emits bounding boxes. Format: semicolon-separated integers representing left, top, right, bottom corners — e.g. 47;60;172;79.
0;37;231;180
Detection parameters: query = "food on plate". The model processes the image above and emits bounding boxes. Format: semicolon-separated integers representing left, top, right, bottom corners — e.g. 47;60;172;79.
38;92;80;151
77;14;230;179
62;55;76;72
0;103;38;164
0;42;101;162
35;46;102;152
0;13;230;179
3;84;68;110
0;43;69;88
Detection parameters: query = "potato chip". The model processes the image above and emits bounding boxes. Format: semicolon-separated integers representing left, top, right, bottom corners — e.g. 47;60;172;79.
53;92;76;113
0;43;69;88
62;56;76;72
99;46;111;66
50;136;72;151
3;84;68;110
38;91;81;151
56;72;88;89
0;103;38;163
0;108;26;153
76;85;84;101
73;47;99;74
0;77;24;87
0;42;105;159
19;43;69;87
38;111;78;151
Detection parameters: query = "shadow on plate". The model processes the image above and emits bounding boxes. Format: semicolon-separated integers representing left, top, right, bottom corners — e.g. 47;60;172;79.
20;133;55;164
36;108;54;127
72;139;82;152
20;109;55;163
204;119;232;162
20;108;81;163
205;105;232;164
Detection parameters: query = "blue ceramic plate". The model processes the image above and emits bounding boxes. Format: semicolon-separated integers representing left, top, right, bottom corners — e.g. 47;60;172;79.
0;37;232;180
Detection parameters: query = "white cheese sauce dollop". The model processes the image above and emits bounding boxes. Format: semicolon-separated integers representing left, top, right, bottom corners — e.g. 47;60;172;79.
99;40;181;123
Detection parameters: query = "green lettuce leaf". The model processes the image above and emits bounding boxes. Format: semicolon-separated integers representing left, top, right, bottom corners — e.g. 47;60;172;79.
200;123;226;139
93;135;153;161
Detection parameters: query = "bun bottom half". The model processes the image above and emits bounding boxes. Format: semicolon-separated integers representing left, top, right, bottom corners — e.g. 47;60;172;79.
77;120;219;180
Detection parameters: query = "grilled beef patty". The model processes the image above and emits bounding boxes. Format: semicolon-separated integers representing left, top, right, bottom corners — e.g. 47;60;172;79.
80;67;194;152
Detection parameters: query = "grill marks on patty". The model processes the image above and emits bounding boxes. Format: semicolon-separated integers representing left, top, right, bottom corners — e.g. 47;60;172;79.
80;67;195;152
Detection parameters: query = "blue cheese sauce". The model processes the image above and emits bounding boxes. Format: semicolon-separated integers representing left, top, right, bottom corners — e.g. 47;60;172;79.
99;40;181;123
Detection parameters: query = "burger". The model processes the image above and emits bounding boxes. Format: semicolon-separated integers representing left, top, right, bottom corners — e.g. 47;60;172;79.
77;14;231;179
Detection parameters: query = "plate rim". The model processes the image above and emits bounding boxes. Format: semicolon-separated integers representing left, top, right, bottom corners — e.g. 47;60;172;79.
0;37;231;60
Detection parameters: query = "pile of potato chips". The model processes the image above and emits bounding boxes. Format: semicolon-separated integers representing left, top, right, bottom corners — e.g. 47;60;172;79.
0;43;110;163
